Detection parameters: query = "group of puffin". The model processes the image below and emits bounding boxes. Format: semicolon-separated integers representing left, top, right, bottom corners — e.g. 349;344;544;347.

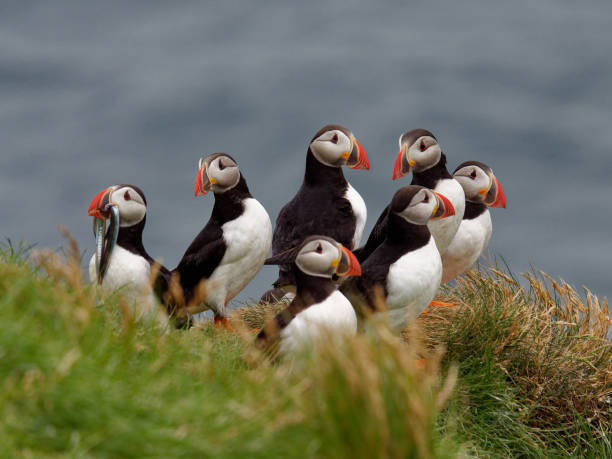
88;125;505;355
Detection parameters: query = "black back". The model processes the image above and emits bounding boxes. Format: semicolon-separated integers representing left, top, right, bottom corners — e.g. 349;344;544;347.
271;149;356;287
173;175;252;304
354;153;451;263
341;212;431;313
352;203;390;263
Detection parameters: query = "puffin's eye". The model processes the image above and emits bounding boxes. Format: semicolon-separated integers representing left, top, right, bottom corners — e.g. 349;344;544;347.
218;160;226;171
315;244;323;253
419;141;426;152
124;191;131;201
330;133;338;144
422;194;429;203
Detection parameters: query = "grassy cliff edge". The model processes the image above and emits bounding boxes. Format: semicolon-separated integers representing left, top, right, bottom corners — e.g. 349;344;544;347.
0;240;610;457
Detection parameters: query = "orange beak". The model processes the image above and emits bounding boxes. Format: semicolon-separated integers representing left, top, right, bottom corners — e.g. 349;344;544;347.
487;176;506;208
432;192;455;219
337;245;362;277
88;187;113;219
349;138;370;170
194;164;211;197
392;145;410;180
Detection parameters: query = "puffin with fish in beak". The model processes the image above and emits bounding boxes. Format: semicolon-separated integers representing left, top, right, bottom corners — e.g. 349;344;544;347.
87;184;170;314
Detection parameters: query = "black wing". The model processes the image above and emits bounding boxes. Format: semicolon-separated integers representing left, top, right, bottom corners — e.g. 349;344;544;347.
273;184;357;254
353;204;390;263
173;221;227;303
271;184;356;286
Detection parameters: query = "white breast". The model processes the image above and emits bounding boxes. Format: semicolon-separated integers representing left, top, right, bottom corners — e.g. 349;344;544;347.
441;210;492;283
88;245;157;315
383;237;442;332
427;178;465;255
203;198;272;315
344;182;367;249
280;290;357;356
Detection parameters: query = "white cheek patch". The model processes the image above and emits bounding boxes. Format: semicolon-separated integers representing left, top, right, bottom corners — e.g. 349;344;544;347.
295;253;333;278
410;143;441;171
295;240;339;278
310;131;351;167
212;167;240;192
401;192;434;225
110;187;147;227
454;168;489;200
118;202;146;227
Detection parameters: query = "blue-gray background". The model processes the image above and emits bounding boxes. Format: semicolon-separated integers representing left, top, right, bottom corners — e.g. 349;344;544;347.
1;1;611;303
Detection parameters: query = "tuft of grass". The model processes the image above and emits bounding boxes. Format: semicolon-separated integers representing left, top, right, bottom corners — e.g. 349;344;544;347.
417;267;612;456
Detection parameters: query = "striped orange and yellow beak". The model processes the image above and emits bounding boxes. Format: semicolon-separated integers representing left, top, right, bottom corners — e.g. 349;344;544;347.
88;187;113;219
336;245;362;277
483;173;506;208
346;137;370;170
431;191;455;219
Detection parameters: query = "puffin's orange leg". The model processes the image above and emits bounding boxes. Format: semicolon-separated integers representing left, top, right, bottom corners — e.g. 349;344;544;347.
214;315;234;331
429;300;457;307
421;300;457;315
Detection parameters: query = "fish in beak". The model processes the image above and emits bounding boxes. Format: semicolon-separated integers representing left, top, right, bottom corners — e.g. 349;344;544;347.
335;245;362;277
88;186;120;283
431;192;455;219
482;173;506;208
346;137;370;170
392;145;411;180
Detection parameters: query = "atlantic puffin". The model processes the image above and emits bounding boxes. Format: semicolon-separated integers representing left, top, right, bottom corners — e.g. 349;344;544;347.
441;161;506;283
341;186;455;332
88;184;170;314
172;153;272;326
267;124;369;295
257;235;361;356
354;129;464;262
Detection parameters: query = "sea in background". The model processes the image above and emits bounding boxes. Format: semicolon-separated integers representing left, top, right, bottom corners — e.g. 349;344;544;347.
1;1;611;304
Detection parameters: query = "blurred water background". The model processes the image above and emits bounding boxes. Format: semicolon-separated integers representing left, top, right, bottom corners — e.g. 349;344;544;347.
1;1;611;304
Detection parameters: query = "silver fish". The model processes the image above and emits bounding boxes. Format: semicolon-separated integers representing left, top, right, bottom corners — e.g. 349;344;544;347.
93;205;120;283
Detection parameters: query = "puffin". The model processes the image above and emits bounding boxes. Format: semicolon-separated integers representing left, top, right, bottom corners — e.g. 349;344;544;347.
353;129;464;262
341;186;455;332
171;153;272;327
441;161;506;283
257;235;361;356
88;184;170;315
266;124;369;297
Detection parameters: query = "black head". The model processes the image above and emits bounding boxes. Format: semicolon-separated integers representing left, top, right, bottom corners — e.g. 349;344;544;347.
266;235;361;279
453;161;506;207
389;185;455;225
393;128;442;179
194;152;242;196
308;124;369;170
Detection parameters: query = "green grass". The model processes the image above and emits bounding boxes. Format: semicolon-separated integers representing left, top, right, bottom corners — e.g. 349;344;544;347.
1;240;610;458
